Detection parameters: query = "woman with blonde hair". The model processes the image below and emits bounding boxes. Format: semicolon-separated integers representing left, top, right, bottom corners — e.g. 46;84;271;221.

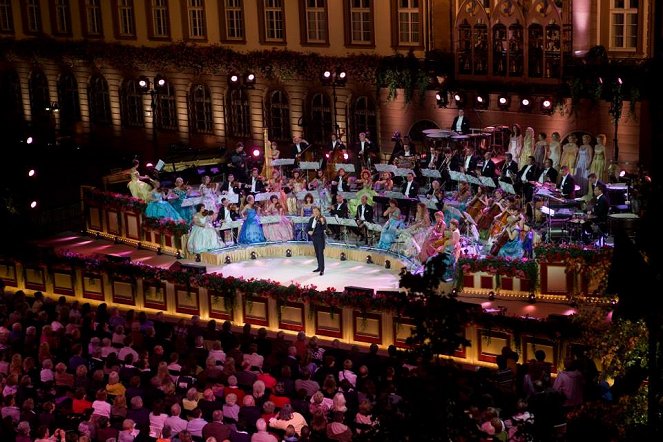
519;127;535;169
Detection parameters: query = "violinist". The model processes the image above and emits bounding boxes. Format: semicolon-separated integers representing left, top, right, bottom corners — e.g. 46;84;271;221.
306;206;327;275
480;151;496;179
495;215;525;259
355;194;375;244
220;173;241;195
426;179;444;203
243;168;266;195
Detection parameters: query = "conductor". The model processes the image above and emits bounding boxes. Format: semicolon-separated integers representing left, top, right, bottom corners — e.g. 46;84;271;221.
307;206;326;275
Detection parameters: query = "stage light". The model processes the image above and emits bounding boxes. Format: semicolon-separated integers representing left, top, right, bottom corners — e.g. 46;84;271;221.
195;253;201;262
475;92;489;109
51;102;59;113
230;74;239;83
343;153;349;160
157;78;166;87
176;250;183;260
450;288;459;298
617;77;623;85
322;70;332;79
246;73;256;83
435;90;448;108
385;260;391;269
224;256;231;264
619;169;626;178
520;97;532;112
366;255;373;264
340;253;347;261
146;162;154;168
29;201;38;209
338;71;346;80
252;148;260;157
399;267;407;276
488;291;495;301
497;94;510;110
157;247;162;255
26;136;34;144
286;249;292;257
251;251;257;260
610;297;618;308
325;152;330;159
453;92;465;108
541;97;553;113
28;169;36;177
528;293;536;304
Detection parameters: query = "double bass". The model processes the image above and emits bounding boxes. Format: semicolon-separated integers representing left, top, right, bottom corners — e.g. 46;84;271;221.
466;194;487;224
489;229;510;256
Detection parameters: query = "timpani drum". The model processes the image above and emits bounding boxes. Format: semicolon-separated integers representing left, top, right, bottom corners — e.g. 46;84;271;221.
608;213;640;238
394;156;417;169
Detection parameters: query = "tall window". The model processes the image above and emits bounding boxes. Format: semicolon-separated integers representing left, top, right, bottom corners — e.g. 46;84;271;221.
267;90;291;142
302;0;328;44
227;89;251;138
83;0;103;36
309;92;332;146
610;0;638;50
57;71;81;134
186;0;206;39
221;0;244;41
116;0;135;37
28;70;51;124
0;0;14;34
350;95;377;146
348;0;373;45
119;79;144;128
262;0;285;43
149;0;170;38
189;83;213;134
395;0;420;46
155;78;178;131
24;0;42;33
52;0;71;34
0;70;24;126
88;74;112;126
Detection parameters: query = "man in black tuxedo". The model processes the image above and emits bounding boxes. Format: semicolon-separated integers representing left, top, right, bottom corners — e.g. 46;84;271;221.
243;168;265;195
219;173;241;195
557;166;576;198
451;109;470;134
290;135;311;161
536;159;558;185
229;142;248;183
401;172;419;198
331;168;350;198
306;206;327;275
354;132;375;170
425;146;441;170
219;197;240;244
480;151;496;179
582;184;610;243
321;132;344;171
517;155;539;202
329;194;349;239
460;146;480;175
500;153;519;184
355;194;374;243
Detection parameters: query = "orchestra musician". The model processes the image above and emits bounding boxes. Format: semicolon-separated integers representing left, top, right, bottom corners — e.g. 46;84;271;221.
581;173;604;208
306;206;327;275
460;145;480;175
480;151;496;179
401;172;419;198
329;194;349;239
323;132;344;174
219;197;240;245
354;132;375;170
496;215;525;259
290;135;311;162
426;146;442;170
229;142;249;183
517;155;539;202
582;183;609;243
331;168;350;198
426;179;444;204
243;168;266;195
374;171;394;192
451;109;470;134
557;165;576;198
500;153;519;184
355;194;375;244
220;173;241;195
536;159;558;184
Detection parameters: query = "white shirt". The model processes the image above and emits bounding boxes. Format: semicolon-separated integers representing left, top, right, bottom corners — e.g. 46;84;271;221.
464;155;472;170
164;416;188;435
223;206;232;223
404;149;412;157
482;160;490;172
251;177;257;193
455;116;464;132
360;141;366;154
560;174;568;190
338;176;344;191
428;155;437;168
520;165;532;182
359;205;366;221
312;217;317;229
538;168;550;183
92;400;111;418
296;144;302;153
405;181;413;196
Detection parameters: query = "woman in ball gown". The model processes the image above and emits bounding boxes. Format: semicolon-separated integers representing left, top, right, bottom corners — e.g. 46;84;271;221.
574;134;594;197
548;132;562;170
168;177;193;222
145;182;183;221
376;199;402;250
419;211;448;263
519;127;535;169
437;218;461;281
289;170;307;194
508;124;523;165
308;169;331;214
262;140;280;179
497;215;525;259
295;193;315;241
199;175;219;212
589;133;607;182
374;171;395;192
349;169;377;216
262;195;294;242
127;159;152;201
534;132;548;169
394;202;431;259
560;134;579;171
187;204;222;254
237;195;266;244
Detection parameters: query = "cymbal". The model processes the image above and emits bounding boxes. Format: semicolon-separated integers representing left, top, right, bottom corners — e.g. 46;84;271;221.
428;133;451;139
422;128;446;134
451;135;469;140
483;126;496;132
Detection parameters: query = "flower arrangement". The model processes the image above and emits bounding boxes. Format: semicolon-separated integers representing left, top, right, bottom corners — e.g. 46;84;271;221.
143;217;190;236
456;256;539;290
83;188;147;213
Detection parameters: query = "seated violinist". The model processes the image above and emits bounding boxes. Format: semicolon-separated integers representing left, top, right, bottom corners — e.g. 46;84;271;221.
374;172;394;192
355;195;375;244
243;168;266;195
426;179;444;203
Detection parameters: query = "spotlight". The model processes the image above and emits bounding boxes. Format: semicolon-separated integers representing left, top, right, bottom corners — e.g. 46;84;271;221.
325;152;330;159
541;97;553;113
51;102;59;112
230;74;239;84
435;90;448;108
322;70;332;79
528;293;536;304
250;251;257;260
224;256;231;264
26;136;34;144
450;288;459;298
29;200;38;209
252;148;260;157
520;97;532;112
176;250;183;260
114;236;120;244
488;291;495;301
286;249;292;258
145;162;154;168
366;255;373;264
338;71;346;80
617;77;623;85
475;93;489;109
343;153;349;160
385;260;391;269
157;78;166;87
340;253;347;261
28;169;36;177
195;253;201;262
245;73;256;84
610;297;618;308
399;267;407;276
619;169;627;178
335;69;348;85
453;92;465;108
157;247;162;256
497;94;510;110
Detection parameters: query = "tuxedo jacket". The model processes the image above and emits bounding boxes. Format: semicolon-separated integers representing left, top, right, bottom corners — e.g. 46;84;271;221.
592;193;610;223
354;140;374;156
517;164;539;183
290;141;310;158
331;175;350;196
480;159;496;177
500;160;519;182
218;206;239;222
401;180;420;198
306;216;326;248
355;204;374;223
557;173;576;198
328;140;344;152
537;167;558;184
245;177;265;194
451;116;470;134
219;181;241;194
330;201;349;218
425;153;442;170
461;155;480;174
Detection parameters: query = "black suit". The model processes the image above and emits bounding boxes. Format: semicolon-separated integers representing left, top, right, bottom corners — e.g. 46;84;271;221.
306;216;326;272
219;181;241;194
461;155;480;175
355;140;375;169
426;153;442;170
330;201;349;219
517;164;539;202
480;158;496;178
500;160;519;183
401;180;419;198
451;116;470;134
331;174;349;197
355;204;374;223
244;176;265;195
536;167;558;184
290;141;311;160
557;173;576;198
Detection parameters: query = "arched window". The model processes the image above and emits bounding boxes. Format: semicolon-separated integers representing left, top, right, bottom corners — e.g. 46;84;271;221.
88;73;111;126
188;83;213;134
0;69;23;122
57;70;81;134
227;88;251;138
308;92;331;146
350;95;377;146
29;69;50;123
267;89;290;142
119;79;144;128
155;77;178;131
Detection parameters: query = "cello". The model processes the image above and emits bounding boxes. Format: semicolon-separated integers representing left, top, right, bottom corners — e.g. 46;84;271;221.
489;228;510;256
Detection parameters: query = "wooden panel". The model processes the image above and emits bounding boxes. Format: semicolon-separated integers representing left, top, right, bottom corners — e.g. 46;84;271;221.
501;277;513;291
112;280;135;305
82;273;104;300
278;302;305;332
353;311;383;345
124;211;141;240
541;263;569;294
88;206;102;230
0;262;17;285
52;270;75;296
243;296;269;327
315;307;343;339
175;285;200;315
522;336;558;374
24;266;46;291
480;275;494;290
393;318;415;348
478;329;511;364
143;281;167;310
208;291;234;320
463;274;474;288
106;208;120;235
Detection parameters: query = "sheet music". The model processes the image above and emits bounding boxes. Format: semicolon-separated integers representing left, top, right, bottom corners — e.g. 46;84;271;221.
296;191;319;201
374;164;397;173
218;194;239;204
259;215;281;224
272;159;296;166
335;163;355;173
393;168;414;177
420;169;442;178
218;220;243;230
364;222;383;232
181;197;202;207
155;159;165;171
298;161;321;170
499;181;516;194
288;216;311;224
339;191;358;200
449;171;467;182
465;174;482;185
254;192;281;202
382;191;408;200
479;176;496;187
418;197;439;210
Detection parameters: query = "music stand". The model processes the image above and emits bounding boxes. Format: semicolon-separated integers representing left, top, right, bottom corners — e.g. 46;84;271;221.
499;181;516;194
394;168;415;177
479;176;496;188
155;159;165;172
421;169;442;178
254;192;281;202
418;197;439;210
339;191;358;201
335;163;355;173
259;215;280;225
272;159;296;179
218;194;239;204
375;164;397;174
218;220;243;244
383;191;407;200
181;196;203;208
364;222;383;246
299;161;321;182
338;218;358;244
540;205;555;243
465;174;482;186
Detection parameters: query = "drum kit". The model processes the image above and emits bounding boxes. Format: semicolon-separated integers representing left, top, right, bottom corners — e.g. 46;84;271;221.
422;126;509;154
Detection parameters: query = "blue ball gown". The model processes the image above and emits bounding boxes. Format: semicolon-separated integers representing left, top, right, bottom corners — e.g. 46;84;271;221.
377;209;402;250
145;191;183;220
169;188;193;222
187;213;222;254
498;228;525;259
238;207;266;244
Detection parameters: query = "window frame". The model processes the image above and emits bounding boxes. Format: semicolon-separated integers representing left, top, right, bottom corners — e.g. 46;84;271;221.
147;0;171;41
227;87;251;139
0;0;14;34
49;0;72;36
344;0;374;48
29;69;50;123
219;0;245;43
390;0;423;49
88;73;112;126
155;77;178;132
57;70;82;135
299;0;330;47
266;89;291;142
21;0;43;35
188;83;214;135
119;79;145;128
349;95;377;148
79;0;104;38
258;0;287;45
308;91;332;146
0;69;25;124
609;0;640;52
112;0;136;40
181;0;207;41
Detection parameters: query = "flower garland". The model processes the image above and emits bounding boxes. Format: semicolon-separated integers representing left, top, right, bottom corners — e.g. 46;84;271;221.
143;217;190;237
456;256;539;290
83;188;147;213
